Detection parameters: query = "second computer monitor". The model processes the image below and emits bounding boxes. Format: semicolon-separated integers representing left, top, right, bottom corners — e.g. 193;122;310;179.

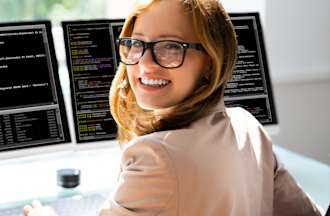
62;19;124;143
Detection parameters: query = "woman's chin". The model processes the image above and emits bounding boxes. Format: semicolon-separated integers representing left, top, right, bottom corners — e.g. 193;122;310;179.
137;101;174;112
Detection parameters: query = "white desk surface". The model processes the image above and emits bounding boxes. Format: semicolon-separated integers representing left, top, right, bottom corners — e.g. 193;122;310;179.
0;144;329;211
0;145;121;209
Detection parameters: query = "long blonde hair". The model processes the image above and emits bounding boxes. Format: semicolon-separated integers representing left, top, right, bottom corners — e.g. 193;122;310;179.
109;0;237;145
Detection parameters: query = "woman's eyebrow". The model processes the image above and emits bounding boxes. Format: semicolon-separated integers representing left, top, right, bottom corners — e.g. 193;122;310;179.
131;32;144;37
132;32;185;41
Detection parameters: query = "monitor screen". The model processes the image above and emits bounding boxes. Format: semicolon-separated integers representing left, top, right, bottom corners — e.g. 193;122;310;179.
226;13;279;133
62;19;124;143
0;21;71;154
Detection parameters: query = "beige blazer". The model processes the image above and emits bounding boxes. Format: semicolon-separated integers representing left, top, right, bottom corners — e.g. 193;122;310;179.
99;100;322;216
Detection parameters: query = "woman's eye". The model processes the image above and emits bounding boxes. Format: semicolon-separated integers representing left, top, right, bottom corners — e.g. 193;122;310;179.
131;40;143;48
164;43;181;50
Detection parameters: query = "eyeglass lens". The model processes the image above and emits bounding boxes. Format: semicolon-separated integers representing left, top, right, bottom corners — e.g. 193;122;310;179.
119;39;185;68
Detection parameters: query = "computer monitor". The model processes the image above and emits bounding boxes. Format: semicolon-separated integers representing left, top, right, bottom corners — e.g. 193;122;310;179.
0;21;71;158
226;12;279;134
62;19;125;143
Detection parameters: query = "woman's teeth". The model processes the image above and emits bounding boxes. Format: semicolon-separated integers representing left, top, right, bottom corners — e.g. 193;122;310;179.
140;78;170;87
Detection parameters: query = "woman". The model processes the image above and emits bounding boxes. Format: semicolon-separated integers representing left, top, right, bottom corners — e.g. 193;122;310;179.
24;0;323;215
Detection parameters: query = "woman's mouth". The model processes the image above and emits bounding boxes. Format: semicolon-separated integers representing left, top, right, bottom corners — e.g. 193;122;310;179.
139;77;171;87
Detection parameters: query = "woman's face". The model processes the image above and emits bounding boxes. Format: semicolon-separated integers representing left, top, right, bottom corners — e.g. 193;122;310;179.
126;0;209;110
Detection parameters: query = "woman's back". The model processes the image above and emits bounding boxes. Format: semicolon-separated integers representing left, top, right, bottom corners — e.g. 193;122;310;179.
99;103;321;215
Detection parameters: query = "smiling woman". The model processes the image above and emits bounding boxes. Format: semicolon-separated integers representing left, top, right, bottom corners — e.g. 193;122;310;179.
0;0;108;25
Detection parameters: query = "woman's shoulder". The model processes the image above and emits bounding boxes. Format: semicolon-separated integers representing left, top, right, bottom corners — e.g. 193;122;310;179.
226;106;259;123
225;107;271;138
122;106;272;164
122;132;172;159
127;106;269;146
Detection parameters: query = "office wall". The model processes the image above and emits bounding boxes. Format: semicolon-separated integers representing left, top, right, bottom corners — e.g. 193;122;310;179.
106;0;133;18
265;0;330;164
265;0;330;83
272;80;330;164
221;0;265;20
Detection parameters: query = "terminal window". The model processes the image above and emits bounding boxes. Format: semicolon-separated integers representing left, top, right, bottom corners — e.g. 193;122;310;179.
0;22;70;150
225;13;278;125
62;20;124;143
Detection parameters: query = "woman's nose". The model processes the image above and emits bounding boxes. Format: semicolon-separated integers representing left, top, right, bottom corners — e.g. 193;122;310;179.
138;49;160;70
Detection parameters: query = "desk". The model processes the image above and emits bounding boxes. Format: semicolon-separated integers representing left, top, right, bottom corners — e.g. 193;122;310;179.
0;145;121;209
0;144;329;211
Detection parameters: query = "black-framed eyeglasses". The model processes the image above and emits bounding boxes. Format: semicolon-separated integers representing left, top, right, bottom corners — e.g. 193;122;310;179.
117;37;205;69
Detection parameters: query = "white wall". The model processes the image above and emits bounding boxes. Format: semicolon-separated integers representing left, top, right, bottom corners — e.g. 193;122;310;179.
265;0;330;83
264;0;330;164
272;80;330;164
221;0;265;22
106;0;133;19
